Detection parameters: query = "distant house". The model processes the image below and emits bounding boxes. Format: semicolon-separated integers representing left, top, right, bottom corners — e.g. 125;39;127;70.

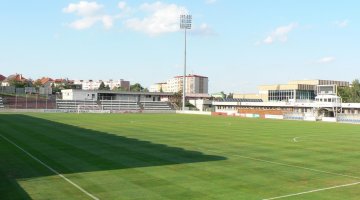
37;77;54;87
53;79;66;87
0;74;6;82
1;73;27;86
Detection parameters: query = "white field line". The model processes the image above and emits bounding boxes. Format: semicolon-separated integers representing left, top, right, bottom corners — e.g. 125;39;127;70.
204;149;360;180
292;137;301;142
203;149;360;199
0;134;99;200
262;181;360;200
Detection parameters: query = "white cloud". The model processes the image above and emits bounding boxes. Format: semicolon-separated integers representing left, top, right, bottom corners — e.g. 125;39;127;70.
262;23;298;44
62;1;213;35
317;56;336;64
63;1;114;30
63;1;103;16
125;2;188;36
118;1;127;10
68;17;99;30
102;15;114;29
335;19;349;28
205;0;217;4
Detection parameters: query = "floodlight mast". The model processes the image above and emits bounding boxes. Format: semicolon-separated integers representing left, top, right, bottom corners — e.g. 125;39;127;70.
180;14;192;111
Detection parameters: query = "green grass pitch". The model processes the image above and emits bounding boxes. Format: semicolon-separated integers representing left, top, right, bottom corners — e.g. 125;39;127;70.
0;113;359;200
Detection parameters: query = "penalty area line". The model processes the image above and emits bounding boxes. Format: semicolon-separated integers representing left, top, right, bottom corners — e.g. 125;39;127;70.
0;134;99;200
262;181;360;200
204;149;360;180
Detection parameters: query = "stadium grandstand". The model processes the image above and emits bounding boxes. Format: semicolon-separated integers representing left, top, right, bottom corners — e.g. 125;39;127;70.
55;89;175;113
213;84;360;123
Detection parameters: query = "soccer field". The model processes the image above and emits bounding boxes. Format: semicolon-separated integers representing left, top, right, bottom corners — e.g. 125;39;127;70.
0;113;359;200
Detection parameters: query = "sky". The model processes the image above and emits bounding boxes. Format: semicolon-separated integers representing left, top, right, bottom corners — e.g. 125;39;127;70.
0;0;359;93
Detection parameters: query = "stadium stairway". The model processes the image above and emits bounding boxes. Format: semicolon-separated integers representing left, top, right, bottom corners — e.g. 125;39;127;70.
0;97;4;109
56;100;100;111
100;100;141;111
141;101;173;111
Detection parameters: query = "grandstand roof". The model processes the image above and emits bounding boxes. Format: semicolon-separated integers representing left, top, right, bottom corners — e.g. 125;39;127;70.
62;89;175;96
215;98;263;102
186;93;211;98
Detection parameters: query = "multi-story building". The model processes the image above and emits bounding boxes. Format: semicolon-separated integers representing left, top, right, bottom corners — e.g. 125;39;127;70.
234;79;349;102
74;79;130;91
150;74;209;94
149;82;167;93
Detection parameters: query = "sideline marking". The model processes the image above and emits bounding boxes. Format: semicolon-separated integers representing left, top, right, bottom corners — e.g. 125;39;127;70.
0;134;99;200
262;181;360;200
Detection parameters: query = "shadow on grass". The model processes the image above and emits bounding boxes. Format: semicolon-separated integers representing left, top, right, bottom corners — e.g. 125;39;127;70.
0;114;226;199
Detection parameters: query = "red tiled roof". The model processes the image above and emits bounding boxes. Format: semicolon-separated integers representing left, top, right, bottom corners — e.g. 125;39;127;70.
39;77;54;85
54;79;67;83
0;74;5;81
6;74;27;82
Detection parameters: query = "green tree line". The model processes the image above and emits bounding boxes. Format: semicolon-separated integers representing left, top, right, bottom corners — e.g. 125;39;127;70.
338;79;360;103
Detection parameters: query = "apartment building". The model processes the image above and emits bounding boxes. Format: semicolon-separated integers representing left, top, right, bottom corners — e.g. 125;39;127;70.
74;79;130;91
150;74;209;94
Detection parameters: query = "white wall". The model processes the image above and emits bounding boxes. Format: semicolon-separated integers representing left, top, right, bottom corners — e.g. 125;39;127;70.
62;90;97;100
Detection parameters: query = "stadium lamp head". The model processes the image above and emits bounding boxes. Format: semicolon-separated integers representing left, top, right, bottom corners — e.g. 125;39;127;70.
180;14;192;30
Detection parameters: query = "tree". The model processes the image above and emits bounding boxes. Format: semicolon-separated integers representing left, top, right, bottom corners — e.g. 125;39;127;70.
338;87;350;102
227;93;234;99
33;80;42;88
338;79;360;103
169;90;183;107
130;83;144;92
51;83;61;94
8;79;27;88
220;91;226;99
104;84;110;90
350;79;360;102
98;82;106;90
113;86;127;91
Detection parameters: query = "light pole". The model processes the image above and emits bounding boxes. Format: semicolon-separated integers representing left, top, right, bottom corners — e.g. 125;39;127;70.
180;14;192;111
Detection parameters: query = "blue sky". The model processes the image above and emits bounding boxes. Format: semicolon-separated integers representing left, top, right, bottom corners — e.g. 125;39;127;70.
0;0;359;93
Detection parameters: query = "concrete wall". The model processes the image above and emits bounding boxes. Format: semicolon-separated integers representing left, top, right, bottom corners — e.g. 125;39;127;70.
176;110;211;115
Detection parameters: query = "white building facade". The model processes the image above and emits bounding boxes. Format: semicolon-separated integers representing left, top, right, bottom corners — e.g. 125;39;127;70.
74;79;130;91
150;75;208;94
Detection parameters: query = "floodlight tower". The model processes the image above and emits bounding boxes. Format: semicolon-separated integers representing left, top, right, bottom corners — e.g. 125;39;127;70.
180;14;192;111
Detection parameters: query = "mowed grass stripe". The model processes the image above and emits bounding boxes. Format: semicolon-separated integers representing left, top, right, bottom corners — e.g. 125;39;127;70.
0;134;100;200
25;112;360;198
1;113;360;199
2;115;212;169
